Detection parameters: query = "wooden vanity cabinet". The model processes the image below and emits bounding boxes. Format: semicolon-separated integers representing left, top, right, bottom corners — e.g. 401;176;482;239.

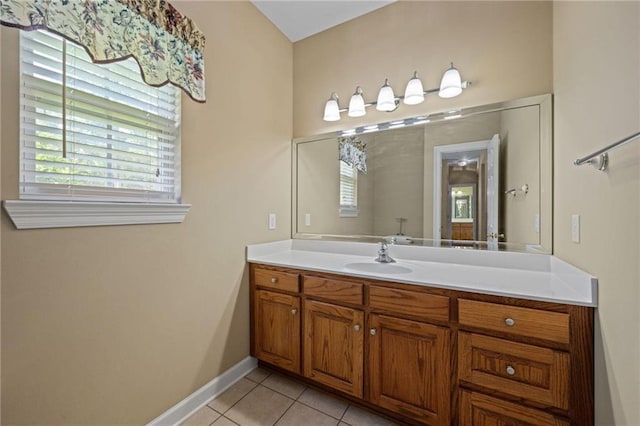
303;299;364;397
249;263;594;426
251;267;301;374
368;313;451;425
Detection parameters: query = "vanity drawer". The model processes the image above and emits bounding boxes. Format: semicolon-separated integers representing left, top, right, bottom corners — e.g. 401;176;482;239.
458;299;570;344
254;267;299;293
459;332;569;410
460;390;570;426
369;286;450;322
303;276;363;305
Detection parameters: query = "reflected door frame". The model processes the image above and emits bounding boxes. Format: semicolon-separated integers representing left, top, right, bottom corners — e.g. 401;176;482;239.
448;183;477;240
433;135;500;244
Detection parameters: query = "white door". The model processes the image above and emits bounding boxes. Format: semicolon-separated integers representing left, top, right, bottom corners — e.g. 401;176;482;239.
486;134;500;247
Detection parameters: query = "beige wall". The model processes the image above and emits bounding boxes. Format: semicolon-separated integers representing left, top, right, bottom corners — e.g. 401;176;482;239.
501;106;540;244
293;1;553;138
0;2;292;424
371;127;424;237
297;138;374;235
554;2;640;425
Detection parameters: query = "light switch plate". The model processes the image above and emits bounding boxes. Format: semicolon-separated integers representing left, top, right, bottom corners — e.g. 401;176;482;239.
268;213;276;230
571;214;580;243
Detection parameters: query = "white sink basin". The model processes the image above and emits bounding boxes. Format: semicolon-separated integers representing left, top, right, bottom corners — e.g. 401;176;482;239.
344;262;412;274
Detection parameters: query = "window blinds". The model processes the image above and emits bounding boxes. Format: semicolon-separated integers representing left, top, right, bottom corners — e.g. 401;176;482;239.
339;160;357;215
20;30;181;203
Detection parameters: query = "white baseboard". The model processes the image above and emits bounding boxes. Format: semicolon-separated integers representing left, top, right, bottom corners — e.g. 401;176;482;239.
147;356;258;426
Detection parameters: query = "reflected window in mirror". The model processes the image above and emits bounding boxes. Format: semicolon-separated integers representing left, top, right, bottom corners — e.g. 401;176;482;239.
339;161;358;217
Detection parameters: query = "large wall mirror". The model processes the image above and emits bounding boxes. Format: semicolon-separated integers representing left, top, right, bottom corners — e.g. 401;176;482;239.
292;94;552;253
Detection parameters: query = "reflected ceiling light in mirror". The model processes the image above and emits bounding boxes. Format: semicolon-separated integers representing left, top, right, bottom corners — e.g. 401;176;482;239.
348;86;366;117
323;92;340;121
403;71;425;105
439;63;463;98
376;79;397;112
444;110;462;120
322;63;471;121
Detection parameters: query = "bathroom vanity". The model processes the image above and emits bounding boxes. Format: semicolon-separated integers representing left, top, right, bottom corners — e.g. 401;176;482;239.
247;240;596;426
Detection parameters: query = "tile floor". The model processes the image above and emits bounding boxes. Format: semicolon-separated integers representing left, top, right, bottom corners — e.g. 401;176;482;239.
180;367;399;426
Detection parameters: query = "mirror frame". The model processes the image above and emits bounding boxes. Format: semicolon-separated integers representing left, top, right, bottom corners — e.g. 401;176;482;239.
291;94;552;253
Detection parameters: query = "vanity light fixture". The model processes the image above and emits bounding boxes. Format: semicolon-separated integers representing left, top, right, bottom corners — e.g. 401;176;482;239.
376;79;397;112
439;63;463;98
323;92;341;122
403;71;425;105
323;63;470;121
348;86;366;117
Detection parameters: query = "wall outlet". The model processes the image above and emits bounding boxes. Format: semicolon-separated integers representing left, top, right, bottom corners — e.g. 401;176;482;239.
268;213;276;230
571;214;580;243
534;214;540;234
305;213;311;226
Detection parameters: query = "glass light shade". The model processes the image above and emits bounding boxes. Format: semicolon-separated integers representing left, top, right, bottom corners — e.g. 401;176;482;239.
348;87;366;117
376;79;396;112
403;72;424;105
439;63;463;98
323;94;340;121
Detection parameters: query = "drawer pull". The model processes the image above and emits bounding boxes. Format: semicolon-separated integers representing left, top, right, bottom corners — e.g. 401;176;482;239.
354;324;361;332
271;277;278;284
504;317;515;327
370;328;377;336
506;365;516;376
291;308;297;315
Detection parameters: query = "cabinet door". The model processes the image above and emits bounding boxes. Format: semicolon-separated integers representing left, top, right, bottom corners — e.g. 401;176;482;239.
460;390;570;426
303;300;364;398
254;290;300;374
369;314;451;426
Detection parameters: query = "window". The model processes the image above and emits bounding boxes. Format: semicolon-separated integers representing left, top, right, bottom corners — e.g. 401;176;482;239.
339;160;358;217
20;29;181;202
4;30;189;229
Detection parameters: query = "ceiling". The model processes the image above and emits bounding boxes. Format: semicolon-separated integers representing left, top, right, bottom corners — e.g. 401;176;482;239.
251;1;395;42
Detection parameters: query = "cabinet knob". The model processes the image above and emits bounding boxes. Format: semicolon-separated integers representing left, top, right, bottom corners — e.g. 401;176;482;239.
271;277;278;284
504;317;515;327
370;328;377;336
353;324;360;332
291;308;297;315
506;365;516;376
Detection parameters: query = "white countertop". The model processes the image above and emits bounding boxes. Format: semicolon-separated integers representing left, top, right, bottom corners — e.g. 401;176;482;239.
246;239;598;307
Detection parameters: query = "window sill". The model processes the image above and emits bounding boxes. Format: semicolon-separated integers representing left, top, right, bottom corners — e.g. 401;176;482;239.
2;200;191;229
339;206;359;218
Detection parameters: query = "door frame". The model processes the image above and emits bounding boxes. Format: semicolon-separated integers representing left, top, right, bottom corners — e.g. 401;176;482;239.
433;135;499;243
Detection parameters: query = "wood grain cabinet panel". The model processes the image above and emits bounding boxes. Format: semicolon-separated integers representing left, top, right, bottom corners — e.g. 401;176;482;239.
369;314;451;425
460;390;570;426
303;276;363;305
254;267;299;293
370;286;450;323
303;300;364;398
254;290;300;373
458;299;570;344
459;332;569;410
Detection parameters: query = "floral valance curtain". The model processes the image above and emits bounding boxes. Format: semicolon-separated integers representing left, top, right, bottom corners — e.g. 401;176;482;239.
339;136;367;174
0;0;206;102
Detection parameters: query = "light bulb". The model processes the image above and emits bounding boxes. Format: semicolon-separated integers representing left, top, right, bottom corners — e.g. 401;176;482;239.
403;71;424;105
439;63;463;98
348;86;366;117
323;93;340;121
376;78;397;112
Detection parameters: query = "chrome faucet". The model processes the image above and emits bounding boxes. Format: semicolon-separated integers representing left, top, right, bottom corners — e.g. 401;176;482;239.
375;242;396;263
